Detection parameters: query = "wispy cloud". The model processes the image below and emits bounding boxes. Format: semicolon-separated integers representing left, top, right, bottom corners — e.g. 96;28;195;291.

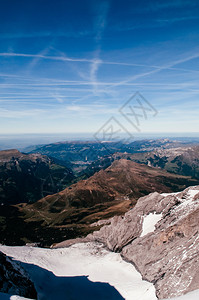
0;52;95;63
144;0;198;12
90;55;102;94
0;103;116;120
90;1;110;95
26;46;51;72
94;1;110;43
1;51;199;78
51;93;65;104
157;16;199;24
0;108;46;118
66;103;117;115
0;30;93;40
110;15;199;32
106;51;199;88
1;49;199;78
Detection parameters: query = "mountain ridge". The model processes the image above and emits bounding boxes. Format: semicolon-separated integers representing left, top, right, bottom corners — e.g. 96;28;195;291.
3;158;196;246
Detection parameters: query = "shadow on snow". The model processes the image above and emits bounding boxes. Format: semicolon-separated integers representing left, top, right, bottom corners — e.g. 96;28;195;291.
10;260;125;300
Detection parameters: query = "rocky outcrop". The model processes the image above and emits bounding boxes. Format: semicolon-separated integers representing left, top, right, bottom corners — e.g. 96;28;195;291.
54;186;199;299
0;251;37;298
89;186;199;299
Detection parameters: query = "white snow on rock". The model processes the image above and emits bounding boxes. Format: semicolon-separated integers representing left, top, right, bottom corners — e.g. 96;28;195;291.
187;188;199;199
0;293;31;299
162;186;199;200
161;191;180;197
171;187;199;220
164;289;199;300
161;186;199;228
140;212;162;237
178;192;199;211
0;242;157;300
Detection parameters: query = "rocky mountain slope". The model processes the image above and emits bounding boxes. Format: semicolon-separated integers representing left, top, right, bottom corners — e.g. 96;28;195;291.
0;158;197;247
22;158;199;225
0;149;74;205
0;251;37;299
56;185;199;299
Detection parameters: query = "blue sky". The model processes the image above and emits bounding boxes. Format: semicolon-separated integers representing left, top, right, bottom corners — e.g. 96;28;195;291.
0;0;199;134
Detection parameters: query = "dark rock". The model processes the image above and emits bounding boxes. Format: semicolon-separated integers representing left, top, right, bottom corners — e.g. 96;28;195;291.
0;251;37;299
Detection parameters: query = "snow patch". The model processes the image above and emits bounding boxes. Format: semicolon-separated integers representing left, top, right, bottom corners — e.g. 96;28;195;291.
0;293;30;299
174;188;199;216
187;189;199;198
10;296;31;300
140;212;162;237
161;191;180;197
161;187;199;228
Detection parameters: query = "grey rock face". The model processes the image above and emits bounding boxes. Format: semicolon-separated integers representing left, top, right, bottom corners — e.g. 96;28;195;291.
86;187;199;299
90;192;167;251
0;251;37;299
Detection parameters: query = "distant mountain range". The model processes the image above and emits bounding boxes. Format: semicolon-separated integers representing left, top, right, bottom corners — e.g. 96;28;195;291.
0;139;188;206
25;138;196;181
27;138;184;163
115;145;199;179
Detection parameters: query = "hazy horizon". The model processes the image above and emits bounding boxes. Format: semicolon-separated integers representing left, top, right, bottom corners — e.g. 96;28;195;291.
0;132;199;151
